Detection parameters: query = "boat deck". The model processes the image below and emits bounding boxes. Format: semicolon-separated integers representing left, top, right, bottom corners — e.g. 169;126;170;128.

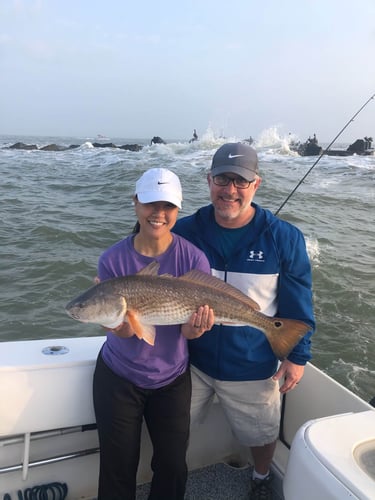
136;462;284;499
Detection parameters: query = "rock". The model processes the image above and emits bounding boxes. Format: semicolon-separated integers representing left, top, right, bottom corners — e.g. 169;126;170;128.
40;144;68;151
150;136;166;145
347;139;365;154
92;142;118;148
299;142;322;156
119;144;143;152
8;142;38;150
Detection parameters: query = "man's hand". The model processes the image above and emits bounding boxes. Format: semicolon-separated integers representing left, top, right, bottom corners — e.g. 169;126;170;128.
181;305;215;339
273;359;305;394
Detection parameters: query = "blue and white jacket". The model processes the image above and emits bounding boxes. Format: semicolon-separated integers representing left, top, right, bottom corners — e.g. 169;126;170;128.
173;203;315;381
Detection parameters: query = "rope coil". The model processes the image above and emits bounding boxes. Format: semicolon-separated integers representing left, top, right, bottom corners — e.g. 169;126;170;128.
3;482;67;500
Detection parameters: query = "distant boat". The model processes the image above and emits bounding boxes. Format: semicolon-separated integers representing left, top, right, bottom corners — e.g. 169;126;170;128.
291;136;374;157
326;137;374;156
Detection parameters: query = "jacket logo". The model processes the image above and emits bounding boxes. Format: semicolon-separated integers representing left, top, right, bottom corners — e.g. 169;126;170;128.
248;250;264;261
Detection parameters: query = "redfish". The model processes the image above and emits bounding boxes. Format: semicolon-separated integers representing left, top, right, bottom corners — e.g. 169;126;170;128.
65;262;310;359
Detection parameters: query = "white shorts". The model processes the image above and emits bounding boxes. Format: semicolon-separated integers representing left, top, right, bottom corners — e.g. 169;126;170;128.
190;365;281;447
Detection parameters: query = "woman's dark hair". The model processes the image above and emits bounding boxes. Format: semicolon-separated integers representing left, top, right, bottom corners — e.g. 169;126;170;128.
131;195;140;234
132;221;140;233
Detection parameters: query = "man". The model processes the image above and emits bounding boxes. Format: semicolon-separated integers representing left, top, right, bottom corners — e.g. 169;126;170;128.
173;142;315;499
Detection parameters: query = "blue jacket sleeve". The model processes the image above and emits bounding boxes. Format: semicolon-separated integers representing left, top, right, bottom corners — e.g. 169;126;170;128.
276;226;315;364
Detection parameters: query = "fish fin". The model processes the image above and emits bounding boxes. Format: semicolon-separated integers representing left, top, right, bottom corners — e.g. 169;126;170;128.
136;261;174;279
126;310;156;346
264;318;310;359
139;325;157;346
178;270;260;311
136;261;160;276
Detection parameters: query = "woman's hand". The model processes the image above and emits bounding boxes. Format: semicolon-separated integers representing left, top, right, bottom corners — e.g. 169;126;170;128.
102;322;136;339
181;305;215;339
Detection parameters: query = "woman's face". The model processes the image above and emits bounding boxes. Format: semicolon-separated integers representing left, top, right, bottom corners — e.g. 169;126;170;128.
134;198;179;239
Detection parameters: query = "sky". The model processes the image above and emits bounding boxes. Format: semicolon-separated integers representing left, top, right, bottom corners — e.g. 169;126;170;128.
1;0;375;142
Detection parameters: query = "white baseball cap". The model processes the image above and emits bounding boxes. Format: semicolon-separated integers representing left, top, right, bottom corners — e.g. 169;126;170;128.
135;168;182;208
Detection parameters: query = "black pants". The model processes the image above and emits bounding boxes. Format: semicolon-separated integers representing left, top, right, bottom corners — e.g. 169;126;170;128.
93;353;191;500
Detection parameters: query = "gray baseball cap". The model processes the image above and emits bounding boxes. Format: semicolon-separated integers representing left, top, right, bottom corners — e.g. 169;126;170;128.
211;142;259;181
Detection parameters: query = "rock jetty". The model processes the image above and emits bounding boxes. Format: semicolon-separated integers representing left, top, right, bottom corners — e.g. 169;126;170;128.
6;142;143;152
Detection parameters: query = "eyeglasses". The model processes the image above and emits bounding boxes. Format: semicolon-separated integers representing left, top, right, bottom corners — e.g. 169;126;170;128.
212;174;255;189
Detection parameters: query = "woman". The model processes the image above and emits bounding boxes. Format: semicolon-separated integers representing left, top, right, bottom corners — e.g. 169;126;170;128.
93;168;214;500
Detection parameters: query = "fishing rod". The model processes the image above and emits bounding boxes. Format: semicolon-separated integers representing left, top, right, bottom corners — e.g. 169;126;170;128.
274;93;375;216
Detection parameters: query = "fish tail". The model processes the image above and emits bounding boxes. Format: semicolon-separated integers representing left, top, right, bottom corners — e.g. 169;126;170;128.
266;318;310;359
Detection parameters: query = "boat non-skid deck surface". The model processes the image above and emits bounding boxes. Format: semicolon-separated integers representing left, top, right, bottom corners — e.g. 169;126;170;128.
136;462;284;499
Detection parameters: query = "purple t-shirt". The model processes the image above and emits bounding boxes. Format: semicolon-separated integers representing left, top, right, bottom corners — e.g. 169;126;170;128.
99;233;211;389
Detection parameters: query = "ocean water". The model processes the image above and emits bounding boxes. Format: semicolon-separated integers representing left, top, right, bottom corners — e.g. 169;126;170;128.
1;129;374;403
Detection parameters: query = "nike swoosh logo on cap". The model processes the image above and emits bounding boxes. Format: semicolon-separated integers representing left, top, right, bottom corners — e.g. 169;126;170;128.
157;181;168;184
228;154;244;159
